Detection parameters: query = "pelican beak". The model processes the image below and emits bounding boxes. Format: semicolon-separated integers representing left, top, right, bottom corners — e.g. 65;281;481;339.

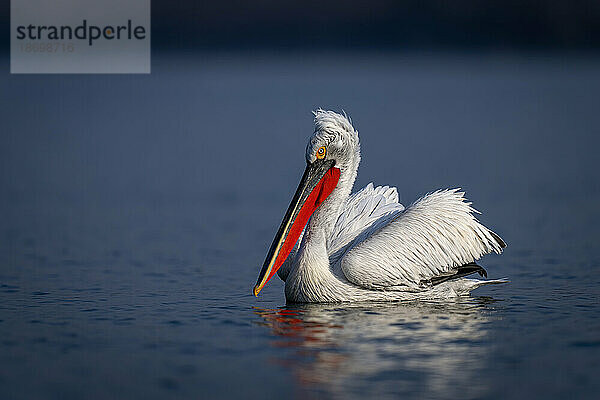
253;159;340;296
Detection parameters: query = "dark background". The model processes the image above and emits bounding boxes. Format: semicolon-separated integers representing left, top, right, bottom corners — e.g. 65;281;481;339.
2;1;600;52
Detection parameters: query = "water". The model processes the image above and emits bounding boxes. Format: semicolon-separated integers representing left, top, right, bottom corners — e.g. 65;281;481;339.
1;52;599;399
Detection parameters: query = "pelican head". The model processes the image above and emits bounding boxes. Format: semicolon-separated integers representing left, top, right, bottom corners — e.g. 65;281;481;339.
253;110;361;296
306;110;361;172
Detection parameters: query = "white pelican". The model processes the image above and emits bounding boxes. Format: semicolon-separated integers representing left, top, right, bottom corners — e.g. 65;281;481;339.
254;110;506;302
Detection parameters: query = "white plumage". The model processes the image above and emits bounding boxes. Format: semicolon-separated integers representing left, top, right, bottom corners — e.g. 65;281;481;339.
329;183;404;256
339;188;503;291
265;110;505;303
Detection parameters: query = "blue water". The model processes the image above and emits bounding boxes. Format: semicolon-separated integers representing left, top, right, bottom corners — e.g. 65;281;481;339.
1;52;599;399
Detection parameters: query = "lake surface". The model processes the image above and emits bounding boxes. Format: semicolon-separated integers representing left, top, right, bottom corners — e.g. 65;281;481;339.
1;52;599;399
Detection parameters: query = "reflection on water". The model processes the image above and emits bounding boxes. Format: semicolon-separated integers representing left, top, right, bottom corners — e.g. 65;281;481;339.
255;298;499;399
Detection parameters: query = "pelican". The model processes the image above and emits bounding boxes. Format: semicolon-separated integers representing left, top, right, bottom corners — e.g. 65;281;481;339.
254;110;506;303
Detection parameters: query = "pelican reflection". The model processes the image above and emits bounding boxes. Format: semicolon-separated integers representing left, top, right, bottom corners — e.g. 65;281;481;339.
254;298;499;399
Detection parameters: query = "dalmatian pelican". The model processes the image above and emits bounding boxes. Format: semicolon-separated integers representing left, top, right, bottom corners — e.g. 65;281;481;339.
253;110;506;302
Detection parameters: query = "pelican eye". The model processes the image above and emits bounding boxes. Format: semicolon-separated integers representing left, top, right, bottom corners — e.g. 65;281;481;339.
316;146;327;160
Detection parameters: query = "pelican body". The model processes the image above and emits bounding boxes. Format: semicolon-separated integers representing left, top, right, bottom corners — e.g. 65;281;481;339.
254;110;506;303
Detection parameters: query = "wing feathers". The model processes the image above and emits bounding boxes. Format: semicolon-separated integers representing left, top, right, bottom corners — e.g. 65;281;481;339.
339;189;504;290
328;183;404;256
426;262;487;286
